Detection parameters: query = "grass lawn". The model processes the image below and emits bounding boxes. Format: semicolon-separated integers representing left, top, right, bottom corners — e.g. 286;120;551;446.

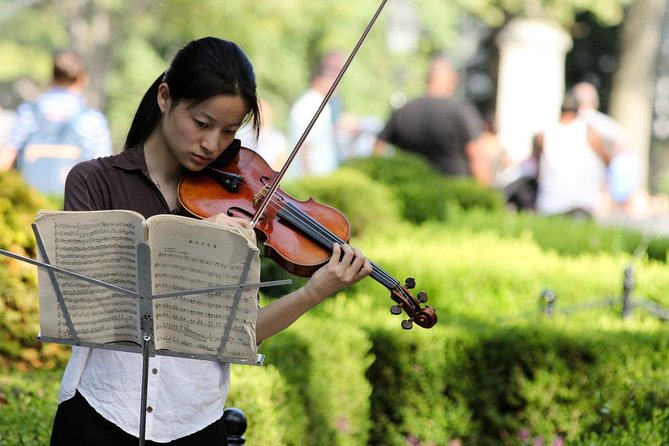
0;368;62;445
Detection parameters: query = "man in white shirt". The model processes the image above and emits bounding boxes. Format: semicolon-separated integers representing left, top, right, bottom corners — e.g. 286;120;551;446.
286;62;339;179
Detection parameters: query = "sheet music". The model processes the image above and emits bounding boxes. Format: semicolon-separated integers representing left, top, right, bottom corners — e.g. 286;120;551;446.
33;210;260;362
147;215;259;361
34;210;145;344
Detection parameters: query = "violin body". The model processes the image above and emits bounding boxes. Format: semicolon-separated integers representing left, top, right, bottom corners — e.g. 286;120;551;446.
178;147;350;277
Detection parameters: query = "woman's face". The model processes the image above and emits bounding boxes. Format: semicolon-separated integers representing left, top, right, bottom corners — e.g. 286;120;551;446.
158;84;249;171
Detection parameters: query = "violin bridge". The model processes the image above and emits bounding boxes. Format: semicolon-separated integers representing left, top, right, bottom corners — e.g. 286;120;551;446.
253;185;270;207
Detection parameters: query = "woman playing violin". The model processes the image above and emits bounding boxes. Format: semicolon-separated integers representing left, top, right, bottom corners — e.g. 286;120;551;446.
51;36;372;446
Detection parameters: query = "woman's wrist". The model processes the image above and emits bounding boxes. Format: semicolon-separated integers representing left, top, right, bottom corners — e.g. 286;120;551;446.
299;280;326;310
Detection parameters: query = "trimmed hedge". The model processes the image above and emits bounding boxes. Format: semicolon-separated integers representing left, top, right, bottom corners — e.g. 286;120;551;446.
341;151;507;223
0;369;61;445
0;171;65;370
250;317;374;445
2;170;669;445
444;207;669;263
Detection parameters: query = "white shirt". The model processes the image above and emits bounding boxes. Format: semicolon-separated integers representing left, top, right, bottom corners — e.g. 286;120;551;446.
237;124;288;171
536;118;606;215
286;89;338;178
59;347;230;442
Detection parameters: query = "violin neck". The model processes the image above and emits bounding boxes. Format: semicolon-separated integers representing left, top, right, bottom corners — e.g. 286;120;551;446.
278;202;400;291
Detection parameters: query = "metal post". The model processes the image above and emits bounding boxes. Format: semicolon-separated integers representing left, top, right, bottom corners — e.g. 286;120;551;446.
224;407;247;445
622;265;634;319
541;288;557;316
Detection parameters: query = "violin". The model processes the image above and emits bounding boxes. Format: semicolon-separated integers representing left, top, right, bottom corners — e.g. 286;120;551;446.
177;143;437;329
178;0;436;329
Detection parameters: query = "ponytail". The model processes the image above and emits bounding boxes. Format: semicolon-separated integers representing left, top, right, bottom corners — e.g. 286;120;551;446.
123;73;164;150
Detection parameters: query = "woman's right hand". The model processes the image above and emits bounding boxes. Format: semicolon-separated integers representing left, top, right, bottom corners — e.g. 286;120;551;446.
204;212;251;229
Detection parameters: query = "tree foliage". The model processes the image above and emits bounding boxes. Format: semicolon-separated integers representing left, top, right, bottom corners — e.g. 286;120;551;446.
0;0;628;149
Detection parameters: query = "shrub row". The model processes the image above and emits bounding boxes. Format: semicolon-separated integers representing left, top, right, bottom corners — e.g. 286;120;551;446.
2;163;669;444
220;224;669;445
289;152;669;264
0;172;65;370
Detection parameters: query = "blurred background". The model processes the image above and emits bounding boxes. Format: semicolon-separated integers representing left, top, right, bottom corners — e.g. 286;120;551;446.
0;0;666;192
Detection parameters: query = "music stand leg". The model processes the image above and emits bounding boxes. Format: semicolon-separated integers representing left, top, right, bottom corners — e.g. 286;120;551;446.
136;243;154;446
138;332;151;446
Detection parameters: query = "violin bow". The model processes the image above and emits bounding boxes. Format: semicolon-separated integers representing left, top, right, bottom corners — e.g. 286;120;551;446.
250;0;389;227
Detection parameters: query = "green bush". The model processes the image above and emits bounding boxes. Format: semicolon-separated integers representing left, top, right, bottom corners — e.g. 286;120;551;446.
0;171;65;370
227;363;293;445
3;169;669;444
341;151;506;223
0;369;61;445
259;316;374;446
366;325;475;445
443;207;669;263
573;407;669;445
349;223;669;445
0;171;53;255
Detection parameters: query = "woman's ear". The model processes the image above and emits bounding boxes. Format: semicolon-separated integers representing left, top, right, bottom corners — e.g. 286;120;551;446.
157;83;171;113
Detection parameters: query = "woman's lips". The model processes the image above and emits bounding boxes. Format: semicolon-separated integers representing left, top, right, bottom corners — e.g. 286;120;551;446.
191;153;212;166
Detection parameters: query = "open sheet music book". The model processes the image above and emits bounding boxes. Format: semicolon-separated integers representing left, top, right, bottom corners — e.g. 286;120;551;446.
34;210;260;363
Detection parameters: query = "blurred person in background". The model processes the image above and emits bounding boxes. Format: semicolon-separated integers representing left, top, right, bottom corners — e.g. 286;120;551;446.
0;49;112;196
372;55;488;184
0;103;15;147
238;99;288;171
572;81;645;217
286;59;340;178
532;93;610;219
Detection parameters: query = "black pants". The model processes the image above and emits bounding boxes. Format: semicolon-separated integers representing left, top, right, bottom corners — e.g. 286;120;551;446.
50;391;228;445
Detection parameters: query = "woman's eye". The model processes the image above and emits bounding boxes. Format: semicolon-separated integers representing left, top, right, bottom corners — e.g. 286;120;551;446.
194;119;208;128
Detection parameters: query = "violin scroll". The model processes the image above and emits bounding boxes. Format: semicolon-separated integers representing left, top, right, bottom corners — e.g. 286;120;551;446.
389;278;437;330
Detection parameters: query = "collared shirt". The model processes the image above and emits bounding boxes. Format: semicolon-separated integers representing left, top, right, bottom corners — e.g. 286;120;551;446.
59;146;231;442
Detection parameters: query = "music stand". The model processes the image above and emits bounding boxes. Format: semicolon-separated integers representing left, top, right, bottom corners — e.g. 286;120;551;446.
0;224;290;446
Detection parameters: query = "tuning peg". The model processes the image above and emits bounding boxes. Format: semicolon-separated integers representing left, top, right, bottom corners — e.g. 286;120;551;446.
404;277;416;289
401;319;413;330
390;305;402;315
417;291;428;303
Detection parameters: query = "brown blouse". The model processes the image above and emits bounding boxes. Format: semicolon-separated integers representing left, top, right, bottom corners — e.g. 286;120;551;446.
64;145;172;217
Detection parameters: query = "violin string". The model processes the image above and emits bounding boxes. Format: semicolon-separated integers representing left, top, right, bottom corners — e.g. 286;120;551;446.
279;201;403;290
275;201;417;312
239;179;402;288
217;177;407;294
276;204;420;308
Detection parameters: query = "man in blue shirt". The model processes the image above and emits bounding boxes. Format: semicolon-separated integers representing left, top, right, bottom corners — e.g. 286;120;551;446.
0;49;112;195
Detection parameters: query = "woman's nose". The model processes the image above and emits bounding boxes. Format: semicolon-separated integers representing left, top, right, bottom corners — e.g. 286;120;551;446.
201;131;222;154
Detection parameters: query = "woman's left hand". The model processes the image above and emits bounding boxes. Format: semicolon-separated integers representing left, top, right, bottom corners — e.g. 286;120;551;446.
302;243;373;307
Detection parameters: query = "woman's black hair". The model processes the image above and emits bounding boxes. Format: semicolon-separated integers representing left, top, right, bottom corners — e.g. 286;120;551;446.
123;37;260;150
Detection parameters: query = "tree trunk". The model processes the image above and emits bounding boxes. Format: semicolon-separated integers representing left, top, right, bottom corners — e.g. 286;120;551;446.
608;0;666;188
62;0;114;110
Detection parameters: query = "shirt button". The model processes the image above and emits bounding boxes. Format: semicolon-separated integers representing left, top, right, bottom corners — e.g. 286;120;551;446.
146;406;153;413
152;368;158;375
